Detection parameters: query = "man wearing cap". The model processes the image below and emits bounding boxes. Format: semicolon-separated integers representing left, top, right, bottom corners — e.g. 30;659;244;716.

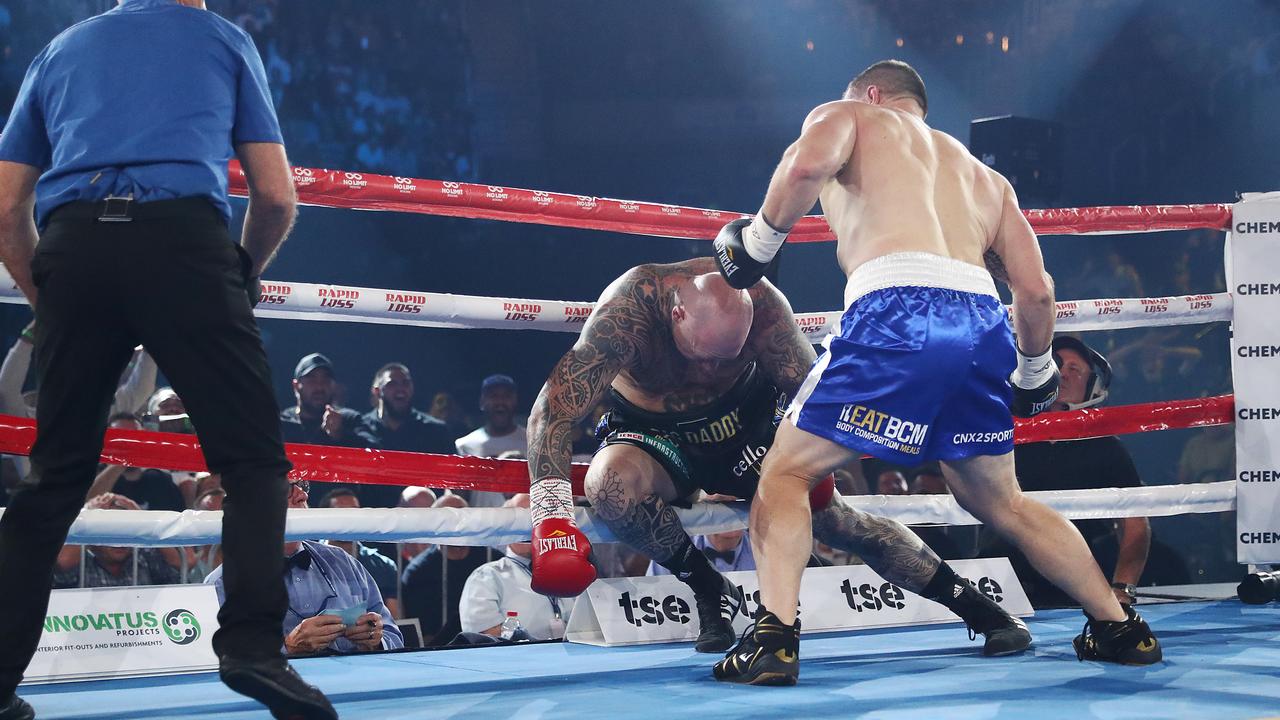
455;374;526;507
280;352;365;448
980;336;1152;608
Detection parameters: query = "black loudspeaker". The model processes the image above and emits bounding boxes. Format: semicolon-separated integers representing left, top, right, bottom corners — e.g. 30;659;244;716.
969;115;1064;205
1238;571;1280;605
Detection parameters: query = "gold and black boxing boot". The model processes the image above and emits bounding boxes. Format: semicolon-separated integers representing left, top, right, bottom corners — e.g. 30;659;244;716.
1073;604;1162;665
713;606;800;686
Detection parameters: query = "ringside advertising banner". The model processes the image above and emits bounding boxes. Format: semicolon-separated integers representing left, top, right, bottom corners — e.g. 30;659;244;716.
565;558;1030;647
1230;193;1280;564
25;585;220;684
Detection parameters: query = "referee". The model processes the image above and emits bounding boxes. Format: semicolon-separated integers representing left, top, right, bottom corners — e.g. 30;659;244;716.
0;2;334;718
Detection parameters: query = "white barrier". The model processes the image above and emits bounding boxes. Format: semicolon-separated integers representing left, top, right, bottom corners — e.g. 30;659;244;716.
566;558;1031;647
35;480;1235;548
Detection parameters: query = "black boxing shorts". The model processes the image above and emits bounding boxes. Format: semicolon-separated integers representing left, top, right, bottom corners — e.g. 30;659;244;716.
595;363;786;506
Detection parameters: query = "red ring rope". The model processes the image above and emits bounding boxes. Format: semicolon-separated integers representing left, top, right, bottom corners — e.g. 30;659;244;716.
226;162;1232;241
0;396;1234;496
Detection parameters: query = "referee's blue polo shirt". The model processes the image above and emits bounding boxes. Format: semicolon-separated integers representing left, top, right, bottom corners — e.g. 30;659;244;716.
0;0;283;229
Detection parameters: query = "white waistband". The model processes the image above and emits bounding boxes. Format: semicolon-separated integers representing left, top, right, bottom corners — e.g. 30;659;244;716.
843;252;999;309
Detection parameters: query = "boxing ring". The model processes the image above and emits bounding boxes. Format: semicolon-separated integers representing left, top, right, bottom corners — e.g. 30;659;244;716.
0;164;1274;719
15;601;1280;719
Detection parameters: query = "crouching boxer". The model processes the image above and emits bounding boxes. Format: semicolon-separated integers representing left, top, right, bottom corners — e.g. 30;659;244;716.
525;259;1031;654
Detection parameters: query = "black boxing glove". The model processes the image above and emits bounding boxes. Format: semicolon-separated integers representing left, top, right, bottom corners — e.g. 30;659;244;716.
233;243;263;307
1009;346;1060;417
713;214;787;289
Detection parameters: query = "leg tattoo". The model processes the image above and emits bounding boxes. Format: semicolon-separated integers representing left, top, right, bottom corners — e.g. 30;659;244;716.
587;468;688;563
812;499;940;593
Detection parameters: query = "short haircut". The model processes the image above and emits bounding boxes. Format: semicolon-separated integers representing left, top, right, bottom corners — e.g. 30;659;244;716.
847;60;927;116
373;362;411;386
321;487;359;507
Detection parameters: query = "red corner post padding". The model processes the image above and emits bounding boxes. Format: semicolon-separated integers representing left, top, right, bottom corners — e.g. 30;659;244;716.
0;395;1233;494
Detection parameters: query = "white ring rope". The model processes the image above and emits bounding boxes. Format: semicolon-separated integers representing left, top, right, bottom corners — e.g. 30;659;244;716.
0;268;1230;340
43;481;1234;547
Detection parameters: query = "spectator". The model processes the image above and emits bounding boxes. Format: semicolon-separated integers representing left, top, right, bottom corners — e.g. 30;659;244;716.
399;492;488;645
908;464;977;561
187;488;226;584
397;485;438;564
279;352;365;447
428;391;469;439
142;388;203;503
354;363;455;507
0;325;157;479
649;529;755;575
460;494;575;640
53;493;181;588
455;374;526;507
85;413;186;512
876;469;909;495
319;488;401;618
979;336;1152;608
206;479;403;655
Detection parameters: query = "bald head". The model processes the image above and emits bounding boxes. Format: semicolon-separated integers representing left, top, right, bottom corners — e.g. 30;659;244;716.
504;493;530;510
671;273;753;361
399;486;438;508
433;492;469;510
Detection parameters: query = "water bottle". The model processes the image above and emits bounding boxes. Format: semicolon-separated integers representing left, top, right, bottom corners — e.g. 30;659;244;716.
500;611;523;640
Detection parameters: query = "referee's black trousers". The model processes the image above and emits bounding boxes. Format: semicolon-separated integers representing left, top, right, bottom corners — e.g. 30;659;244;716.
0;199;291;694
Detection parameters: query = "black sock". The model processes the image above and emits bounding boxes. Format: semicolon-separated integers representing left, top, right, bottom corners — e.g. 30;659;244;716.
658;536;722;597
921;563;1006;631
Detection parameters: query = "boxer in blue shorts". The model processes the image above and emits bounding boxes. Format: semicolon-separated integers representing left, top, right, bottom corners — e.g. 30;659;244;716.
711;60;1161;685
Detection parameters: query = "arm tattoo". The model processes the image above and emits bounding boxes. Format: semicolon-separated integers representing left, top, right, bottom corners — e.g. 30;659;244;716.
812;499;940;593
983;249;1011;285
586;468;687;563
528;268;656;492
749;282;816;398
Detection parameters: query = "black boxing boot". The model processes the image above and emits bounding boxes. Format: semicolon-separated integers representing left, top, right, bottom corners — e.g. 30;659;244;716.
713;606;800;686
920;564;1032;656
0;694;34;720
1073;605;1162;665
658;537;745;652
219;655;338;720
693;574;748;653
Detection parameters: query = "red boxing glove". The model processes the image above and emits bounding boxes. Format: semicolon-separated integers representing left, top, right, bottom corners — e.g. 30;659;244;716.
531;517;596;597
808;473;836;512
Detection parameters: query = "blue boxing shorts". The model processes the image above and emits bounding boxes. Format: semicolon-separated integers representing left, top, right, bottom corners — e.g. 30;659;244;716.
786;252;1016;466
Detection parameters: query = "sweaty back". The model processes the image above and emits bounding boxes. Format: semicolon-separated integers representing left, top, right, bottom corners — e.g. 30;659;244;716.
819;101;1005;276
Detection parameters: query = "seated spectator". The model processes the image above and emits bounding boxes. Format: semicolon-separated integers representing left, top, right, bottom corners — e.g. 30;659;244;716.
400;493;488;645
908;465;977;560
85;413;186;512
876;469;909;495
205;479;403;655
648;529;755;575
143;388;203;501
279;353;366;447
460;494;575;640
320;488;401;618
455;374;526;507
397;485;438;564
53;493;181;588
186;488;225;583
979;337;1152;608
354;363;455;507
